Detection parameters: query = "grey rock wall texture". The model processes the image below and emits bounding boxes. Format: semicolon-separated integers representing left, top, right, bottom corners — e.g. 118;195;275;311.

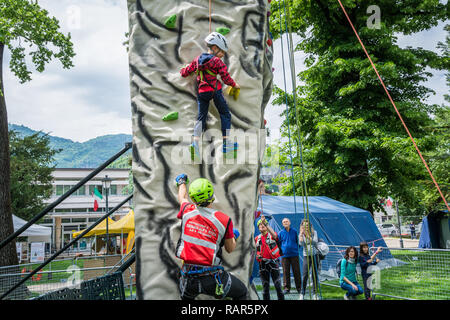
127;0;273;299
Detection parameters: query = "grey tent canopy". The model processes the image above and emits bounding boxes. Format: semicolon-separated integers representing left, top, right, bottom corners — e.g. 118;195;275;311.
12;215;51;243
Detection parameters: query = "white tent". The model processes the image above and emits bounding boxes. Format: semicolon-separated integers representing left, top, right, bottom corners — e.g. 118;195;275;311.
12;215;51;243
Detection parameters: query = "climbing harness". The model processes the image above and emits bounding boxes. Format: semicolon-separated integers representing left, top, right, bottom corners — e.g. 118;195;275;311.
179;264;231;299
195;58;219;93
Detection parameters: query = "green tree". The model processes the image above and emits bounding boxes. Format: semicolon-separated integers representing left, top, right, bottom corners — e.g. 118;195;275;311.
9;130;59;221
270;0;448;216
108;154;134;197
0;0;75;267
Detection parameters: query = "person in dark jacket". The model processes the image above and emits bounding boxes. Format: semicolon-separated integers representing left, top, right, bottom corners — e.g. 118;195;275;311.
410;222;416;240
358;242;382;300
278;218;302;294
180;32;240;160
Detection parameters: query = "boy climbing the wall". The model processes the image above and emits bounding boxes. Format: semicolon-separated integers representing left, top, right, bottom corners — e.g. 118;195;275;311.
180;32;240;161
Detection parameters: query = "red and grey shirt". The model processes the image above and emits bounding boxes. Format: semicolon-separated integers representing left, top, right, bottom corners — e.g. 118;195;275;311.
255;232;281;262
176;201;234;266
180;53;236;93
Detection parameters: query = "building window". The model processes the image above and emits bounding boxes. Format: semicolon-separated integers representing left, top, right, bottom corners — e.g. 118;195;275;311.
56;185;64;196
55;209;71;213
63;225;79;231
89;185;103;196
76;186;86;196
110;185;117;195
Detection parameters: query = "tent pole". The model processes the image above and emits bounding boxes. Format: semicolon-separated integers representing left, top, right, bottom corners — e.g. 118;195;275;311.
121;229;123;258
395;200;404;248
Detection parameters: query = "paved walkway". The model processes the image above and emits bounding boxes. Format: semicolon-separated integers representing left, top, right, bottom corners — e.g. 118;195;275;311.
383;237;419;248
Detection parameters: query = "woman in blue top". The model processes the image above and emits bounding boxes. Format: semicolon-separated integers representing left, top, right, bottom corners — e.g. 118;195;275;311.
340;246;364;300
358;242;382;300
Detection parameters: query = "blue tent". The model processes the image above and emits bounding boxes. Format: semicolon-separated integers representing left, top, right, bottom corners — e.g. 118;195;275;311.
252;195;392;281
419;210;450;249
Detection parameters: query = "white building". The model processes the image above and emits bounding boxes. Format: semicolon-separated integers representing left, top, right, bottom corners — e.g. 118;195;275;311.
373;204;397;224
40;168;132;251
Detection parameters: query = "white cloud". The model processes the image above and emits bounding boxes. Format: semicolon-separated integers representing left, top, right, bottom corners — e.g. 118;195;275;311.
3;1;447;143
4;0;131;142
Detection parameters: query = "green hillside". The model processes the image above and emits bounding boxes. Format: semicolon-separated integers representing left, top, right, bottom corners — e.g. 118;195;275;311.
8;124;132;168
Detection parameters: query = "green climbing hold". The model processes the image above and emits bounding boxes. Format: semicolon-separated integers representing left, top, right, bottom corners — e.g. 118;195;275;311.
162;111;178;121
164;14;177;29
216;27;230;36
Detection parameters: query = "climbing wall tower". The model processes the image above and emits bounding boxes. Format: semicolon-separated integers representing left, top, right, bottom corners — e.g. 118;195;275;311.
127;0;273;299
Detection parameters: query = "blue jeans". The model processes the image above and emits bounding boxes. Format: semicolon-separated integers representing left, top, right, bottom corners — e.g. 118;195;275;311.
340;281;363;297
193;89;231;138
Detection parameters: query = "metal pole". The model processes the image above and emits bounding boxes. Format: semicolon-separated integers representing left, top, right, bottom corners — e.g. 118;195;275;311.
0;142;132;251
395;200;404;248
0;195;132;300
106;187;109;255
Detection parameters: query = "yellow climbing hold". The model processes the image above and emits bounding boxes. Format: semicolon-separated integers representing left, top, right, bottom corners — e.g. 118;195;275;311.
227;87;240;101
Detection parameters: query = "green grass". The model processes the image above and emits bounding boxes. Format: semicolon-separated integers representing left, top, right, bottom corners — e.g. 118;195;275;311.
258;250;450;300
18;258;87;299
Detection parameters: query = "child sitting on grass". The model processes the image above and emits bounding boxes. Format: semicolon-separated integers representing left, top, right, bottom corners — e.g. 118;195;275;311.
180;32;240;161
340;246;364;300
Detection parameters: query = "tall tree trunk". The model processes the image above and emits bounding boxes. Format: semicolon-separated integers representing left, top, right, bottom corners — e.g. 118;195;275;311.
0;42;18;267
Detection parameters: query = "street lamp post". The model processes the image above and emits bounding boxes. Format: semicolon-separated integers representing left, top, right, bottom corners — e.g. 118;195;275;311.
395;200;404;248
102;175;112;254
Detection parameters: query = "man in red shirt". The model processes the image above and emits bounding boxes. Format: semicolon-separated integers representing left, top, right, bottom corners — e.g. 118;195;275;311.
180;32;240;160
255;215;285;300
174;173;247;300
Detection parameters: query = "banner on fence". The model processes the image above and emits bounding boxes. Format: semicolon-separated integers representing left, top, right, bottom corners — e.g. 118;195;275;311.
30;242;45;263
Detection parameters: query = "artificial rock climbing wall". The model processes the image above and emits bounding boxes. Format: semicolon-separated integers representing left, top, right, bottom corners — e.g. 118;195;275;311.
127;0;273;299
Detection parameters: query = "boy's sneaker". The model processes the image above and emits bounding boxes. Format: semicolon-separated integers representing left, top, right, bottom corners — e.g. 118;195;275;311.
298;294;304;300
190;142;200;162
223;141;238;159
344;294;349;300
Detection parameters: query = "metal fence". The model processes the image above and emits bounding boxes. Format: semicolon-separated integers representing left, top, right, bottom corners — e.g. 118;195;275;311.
0;254;136;300
254;245;450;300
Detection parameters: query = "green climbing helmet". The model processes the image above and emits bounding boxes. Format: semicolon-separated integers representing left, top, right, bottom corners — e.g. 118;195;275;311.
189;178;215;206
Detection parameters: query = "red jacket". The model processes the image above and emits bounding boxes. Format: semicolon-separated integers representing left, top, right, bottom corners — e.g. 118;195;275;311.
180;53;236;93
255;232;281;262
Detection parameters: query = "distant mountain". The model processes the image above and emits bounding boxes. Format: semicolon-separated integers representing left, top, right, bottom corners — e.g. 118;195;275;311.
8;124;132;168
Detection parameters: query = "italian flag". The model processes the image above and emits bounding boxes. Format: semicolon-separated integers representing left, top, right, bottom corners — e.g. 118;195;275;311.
92;187;103;212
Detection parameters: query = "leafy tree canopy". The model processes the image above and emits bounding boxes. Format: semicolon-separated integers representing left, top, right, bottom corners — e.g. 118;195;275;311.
269;0;449;215
9;130;59;221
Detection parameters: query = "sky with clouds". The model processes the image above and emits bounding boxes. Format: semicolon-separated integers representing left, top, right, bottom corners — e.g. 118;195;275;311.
3;1;448;143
